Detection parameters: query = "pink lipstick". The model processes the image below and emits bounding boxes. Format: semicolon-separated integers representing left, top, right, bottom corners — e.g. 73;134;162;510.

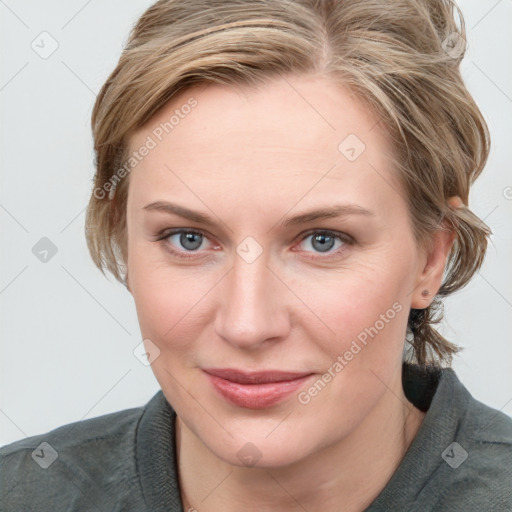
203;368;313;409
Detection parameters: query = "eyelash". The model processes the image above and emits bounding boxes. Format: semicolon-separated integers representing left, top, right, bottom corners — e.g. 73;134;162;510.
155;228;354;261
156;228;215;261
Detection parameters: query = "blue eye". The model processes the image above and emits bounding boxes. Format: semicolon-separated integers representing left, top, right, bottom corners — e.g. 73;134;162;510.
297;230;349;255
166;230;209;252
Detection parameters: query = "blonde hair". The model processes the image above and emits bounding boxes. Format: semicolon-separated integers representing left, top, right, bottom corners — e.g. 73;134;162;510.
85;0;491;366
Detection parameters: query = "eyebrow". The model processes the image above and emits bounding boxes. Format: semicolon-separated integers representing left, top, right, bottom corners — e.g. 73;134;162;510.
142;201;375;229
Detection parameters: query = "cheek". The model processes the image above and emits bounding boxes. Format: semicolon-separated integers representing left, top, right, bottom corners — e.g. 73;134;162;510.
128;244;215;352
293;259;411;364
295;266;410;429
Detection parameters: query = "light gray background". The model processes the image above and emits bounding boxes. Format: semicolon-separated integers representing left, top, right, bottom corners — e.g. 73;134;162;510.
1;0;511;446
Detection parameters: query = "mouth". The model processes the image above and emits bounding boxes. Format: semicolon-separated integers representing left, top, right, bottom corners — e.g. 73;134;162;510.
202;368;314;409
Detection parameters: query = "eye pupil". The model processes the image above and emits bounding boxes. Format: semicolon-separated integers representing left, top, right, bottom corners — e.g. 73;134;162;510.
180;232;203;250
312;234;335;252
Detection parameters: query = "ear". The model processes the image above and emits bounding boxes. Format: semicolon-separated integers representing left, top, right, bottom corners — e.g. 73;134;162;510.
410;224;456;309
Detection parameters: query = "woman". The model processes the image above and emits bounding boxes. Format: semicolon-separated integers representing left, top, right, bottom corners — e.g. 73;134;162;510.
1;0;511;510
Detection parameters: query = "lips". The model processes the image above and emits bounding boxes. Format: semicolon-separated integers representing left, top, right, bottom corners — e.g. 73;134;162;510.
203;368;314;409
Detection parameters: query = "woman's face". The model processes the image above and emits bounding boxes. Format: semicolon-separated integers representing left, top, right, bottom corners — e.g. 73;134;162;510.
126;74;435;467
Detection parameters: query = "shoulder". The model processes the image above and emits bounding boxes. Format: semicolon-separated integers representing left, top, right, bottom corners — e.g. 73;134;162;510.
1;404;143;457
0;402;147;511
430;370;512;511
450;368;512;463
377;365;512;511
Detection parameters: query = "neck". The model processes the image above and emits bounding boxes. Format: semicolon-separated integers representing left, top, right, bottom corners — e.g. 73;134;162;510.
176;368;425;512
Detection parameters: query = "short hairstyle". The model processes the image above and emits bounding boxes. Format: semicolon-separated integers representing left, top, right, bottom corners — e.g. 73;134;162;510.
85;0;491;367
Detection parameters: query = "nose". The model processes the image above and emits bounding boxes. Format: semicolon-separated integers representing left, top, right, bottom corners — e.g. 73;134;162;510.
214;253;291;351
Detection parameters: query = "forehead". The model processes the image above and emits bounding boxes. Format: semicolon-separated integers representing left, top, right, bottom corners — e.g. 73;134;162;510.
126;74;402;215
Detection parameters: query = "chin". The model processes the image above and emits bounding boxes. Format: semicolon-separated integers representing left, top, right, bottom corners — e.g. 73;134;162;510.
193;415;328;469
211;436;313;469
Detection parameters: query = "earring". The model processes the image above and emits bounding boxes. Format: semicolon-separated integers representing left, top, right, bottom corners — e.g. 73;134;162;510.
421;289;430;297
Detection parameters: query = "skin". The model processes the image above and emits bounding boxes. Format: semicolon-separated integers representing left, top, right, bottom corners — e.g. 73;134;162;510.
125;74;456;511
